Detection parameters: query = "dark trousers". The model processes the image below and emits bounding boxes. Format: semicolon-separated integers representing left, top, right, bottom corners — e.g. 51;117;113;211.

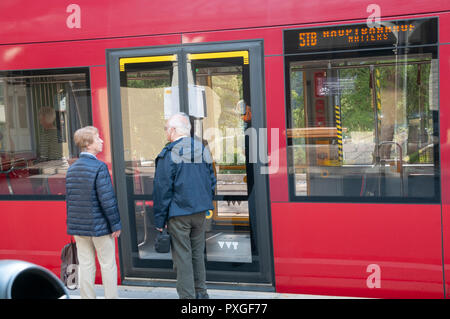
167;211;207;299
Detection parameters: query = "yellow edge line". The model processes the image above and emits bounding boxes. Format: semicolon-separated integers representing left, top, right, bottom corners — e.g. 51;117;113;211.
188;51;249;64
120;55;177;71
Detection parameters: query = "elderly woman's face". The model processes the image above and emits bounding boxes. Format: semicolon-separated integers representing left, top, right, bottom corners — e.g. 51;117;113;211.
86;133;103;155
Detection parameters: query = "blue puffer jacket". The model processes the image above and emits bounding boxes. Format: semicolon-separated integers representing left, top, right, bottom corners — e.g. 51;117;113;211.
153;137;216;229
66;153;122;236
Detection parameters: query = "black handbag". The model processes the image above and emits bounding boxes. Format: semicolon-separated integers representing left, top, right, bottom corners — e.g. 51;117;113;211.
60;238;79;290
155;229;171;253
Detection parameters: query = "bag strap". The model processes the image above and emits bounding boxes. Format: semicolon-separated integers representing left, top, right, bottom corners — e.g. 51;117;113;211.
70;237;78;263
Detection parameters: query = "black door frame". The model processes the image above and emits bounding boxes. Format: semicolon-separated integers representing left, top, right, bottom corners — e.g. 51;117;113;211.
106;40;274;286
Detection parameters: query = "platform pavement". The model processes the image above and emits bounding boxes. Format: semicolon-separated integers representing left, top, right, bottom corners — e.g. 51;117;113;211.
67;284;357;299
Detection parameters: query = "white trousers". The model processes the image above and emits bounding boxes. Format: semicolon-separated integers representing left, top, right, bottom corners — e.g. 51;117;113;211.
74;234;118;299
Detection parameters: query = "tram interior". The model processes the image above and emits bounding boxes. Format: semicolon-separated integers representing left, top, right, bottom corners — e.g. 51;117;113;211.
288;54;439;199
0;72;90;196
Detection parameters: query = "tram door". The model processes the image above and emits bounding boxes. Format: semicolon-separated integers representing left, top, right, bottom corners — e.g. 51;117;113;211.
107;42;273;284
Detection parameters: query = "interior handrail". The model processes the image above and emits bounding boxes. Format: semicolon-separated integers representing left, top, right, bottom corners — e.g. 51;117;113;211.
377;141;404;197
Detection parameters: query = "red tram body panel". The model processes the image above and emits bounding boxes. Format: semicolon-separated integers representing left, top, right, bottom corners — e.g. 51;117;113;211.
0;0;449;298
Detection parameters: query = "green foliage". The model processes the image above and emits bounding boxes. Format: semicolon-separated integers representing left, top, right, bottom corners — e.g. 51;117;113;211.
340;68;373;132
127;77;170;89
290;71;305;128
339;62;431;134
288;58;434;165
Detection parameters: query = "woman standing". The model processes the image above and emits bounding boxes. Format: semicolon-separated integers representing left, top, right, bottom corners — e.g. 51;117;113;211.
65;126;121;299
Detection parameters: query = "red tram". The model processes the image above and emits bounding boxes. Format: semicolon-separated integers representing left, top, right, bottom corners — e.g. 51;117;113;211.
0;0;449;298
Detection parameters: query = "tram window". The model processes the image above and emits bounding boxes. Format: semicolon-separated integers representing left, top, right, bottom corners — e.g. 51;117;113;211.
0;69;91;197
286;51;440;202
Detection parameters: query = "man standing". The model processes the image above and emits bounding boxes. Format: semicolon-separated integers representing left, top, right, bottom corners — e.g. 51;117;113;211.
66;126;121;299
153;112;216;299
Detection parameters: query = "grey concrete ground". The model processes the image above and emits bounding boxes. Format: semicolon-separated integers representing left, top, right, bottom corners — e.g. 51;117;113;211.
68;284;355;299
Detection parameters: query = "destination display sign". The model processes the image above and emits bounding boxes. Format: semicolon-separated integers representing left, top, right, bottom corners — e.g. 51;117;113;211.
284;18;437;54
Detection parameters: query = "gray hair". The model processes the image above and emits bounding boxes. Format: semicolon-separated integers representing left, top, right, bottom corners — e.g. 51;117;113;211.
167;112;191;136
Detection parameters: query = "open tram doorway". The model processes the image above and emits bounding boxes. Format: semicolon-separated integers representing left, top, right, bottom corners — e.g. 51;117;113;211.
106;41;273;285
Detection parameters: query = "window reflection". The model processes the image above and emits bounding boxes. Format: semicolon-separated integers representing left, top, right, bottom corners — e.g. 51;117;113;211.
120;61;178;195
287;53;439;200
0;70;91;196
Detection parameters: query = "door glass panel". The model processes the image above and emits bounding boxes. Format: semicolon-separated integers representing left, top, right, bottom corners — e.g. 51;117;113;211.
120;56;178;196
120;55;178;260
186;52;255;265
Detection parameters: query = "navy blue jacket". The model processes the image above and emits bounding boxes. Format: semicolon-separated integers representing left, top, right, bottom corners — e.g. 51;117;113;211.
66;153;122;236
153;137;216;229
